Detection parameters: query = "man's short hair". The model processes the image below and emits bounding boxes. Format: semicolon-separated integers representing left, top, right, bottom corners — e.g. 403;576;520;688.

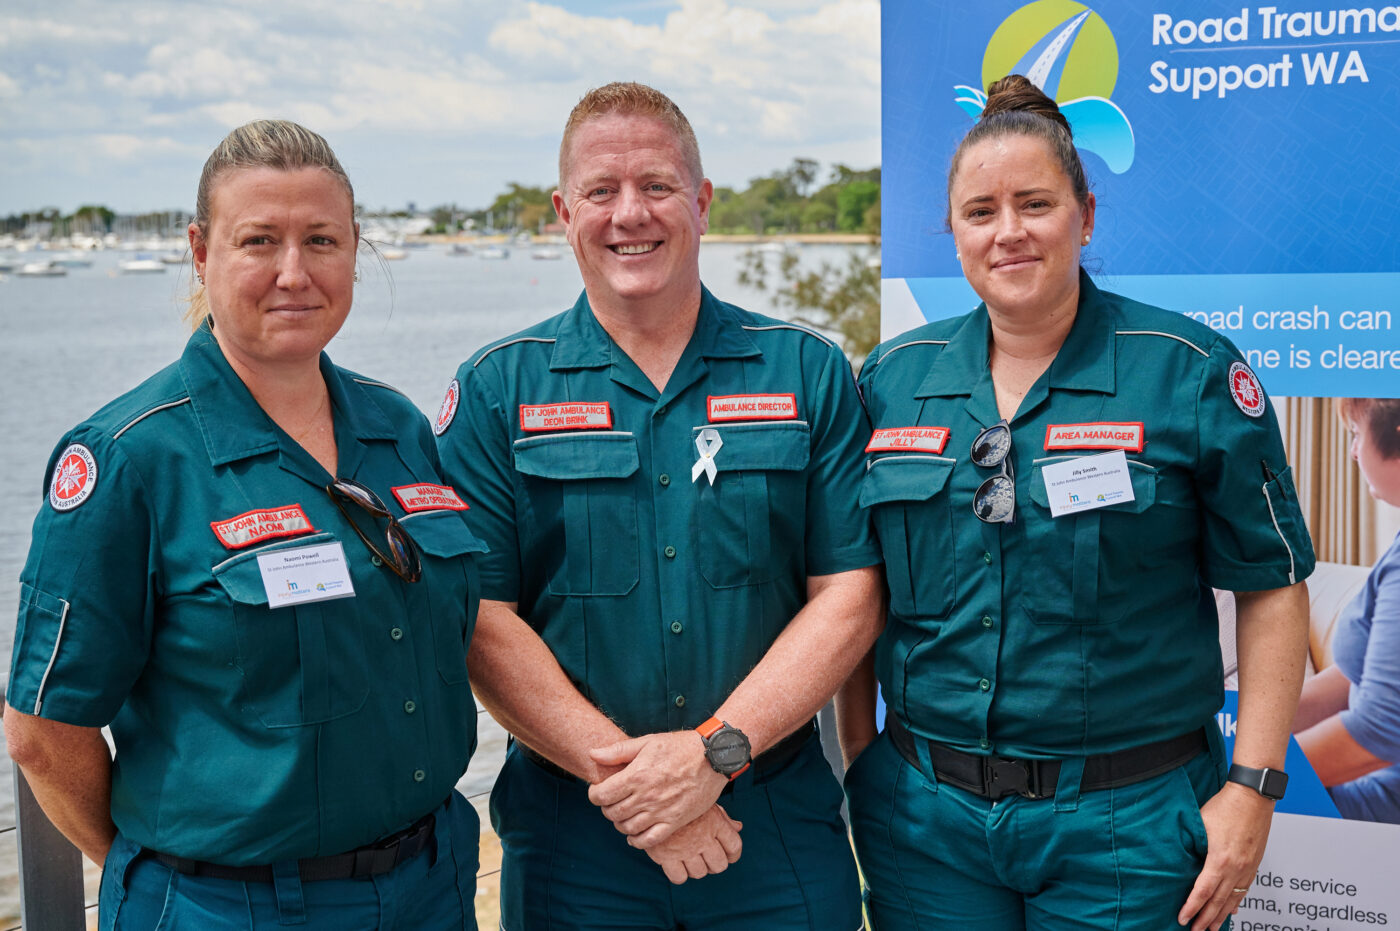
558;82;703;190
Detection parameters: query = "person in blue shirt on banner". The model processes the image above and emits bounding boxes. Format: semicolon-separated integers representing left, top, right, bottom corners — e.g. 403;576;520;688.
1294;398;1400;823
840;75;1316;931
4;120;485;930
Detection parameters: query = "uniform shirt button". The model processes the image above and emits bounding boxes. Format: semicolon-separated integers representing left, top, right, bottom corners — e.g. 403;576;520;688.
658;473;671;487
981;616;994;629
371;555;384;567
657;405;667;416
404;700;417;714
983;552;993;565
978;678;991;692
412;769;426;783
664;545;677;559
674;695;686;708
390;627;404;641
670;621;684;634
979;737;992;750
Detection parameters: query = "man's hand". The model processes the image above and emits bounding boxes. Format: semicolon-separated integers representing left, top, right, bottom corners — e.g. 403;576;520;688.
587;730;729;847
644;804;743;884
1177;783;1274;931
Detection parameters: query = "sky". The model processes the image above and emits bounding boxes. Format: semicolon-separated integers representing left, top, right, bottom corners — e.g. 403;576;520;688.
0;0;880;216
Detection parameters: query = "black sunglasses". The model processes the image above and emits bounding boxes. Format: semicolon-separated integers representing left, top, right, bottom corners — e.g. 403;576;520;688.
971;420;1015;524
325;477;422;583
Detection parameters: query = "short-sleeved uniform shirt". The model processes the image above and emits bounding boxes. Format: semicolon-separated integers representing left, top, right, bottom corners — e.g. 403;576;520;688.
437;287;879;738
857;273;1315;758
7;325;486;865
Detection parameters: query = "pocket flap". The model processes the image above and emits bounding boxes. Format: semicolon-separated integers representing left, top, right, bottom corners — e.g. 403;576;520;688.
858;456;956;508
513;433;640;481
401;508;489;558
1028;457;1158;512
211;532;335;604
695;421;811;473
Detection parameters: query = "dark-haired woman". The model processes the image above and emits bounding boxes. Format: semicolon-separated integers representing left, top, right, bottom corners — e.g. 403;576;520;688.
1293;398;1400;824
4;120;484;929
840;75;1315;931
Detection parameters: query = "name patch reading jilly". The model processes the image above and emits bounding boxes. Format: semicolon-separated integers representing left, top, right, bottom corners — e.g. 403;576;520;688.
707;394;798;422
866;427;950;454
519;402;613;432
1044;422;1145;453
212;505;315;549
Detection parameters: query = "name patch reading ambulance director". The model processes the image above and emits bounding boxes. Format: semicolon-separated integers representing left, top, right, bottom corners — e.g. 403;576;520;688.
707;394;798;422
519;402;613;432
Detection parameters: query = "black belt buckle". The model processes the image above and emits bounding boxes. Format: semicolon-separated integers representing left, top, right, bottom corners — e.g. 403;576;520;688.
983;756;1045;800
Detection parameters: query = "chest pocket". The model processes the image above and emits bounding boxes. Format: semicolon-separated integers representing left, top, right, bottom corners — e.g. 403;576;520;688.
693;421;810;589
402;508;489;684
858;455;956;620
213;532;369;728
514;432;640;597
1023;457;1158;624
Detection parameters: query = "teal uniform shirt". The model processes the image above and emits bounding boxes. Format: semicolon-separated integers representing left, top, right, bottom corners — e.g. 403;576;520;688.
857;272;1315;758
437;287;879;738
8;325;485;865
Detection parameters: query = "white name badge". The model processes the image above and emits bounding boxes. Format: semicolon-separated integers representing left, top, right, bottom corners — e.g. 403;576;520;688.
1040;450;1136;518
256;542;357;608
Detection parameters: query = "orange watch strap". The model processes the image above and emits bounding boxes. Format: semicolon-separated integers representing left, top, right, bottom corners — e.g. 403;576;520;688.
696;716;725;739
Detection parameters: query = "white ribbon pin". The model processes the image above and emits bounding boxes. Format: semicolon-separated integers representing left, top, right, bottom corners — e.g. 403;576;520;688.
692;428;723;485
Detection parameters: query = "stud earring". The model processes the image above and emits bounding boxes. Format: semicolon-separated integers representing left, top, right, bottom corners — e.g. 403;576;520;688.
196;273;204;285
1083;235;1091;245
353;269;360;282
955;251;961;261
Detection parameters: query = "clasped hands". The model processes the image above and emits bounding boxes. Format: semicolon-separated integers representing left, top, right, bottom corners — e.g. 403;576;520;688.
587;729;741;884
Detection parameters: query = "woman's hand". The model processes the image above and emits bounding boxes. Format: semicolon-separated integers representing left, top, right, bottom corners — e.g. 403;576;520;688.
1178;782;1274;931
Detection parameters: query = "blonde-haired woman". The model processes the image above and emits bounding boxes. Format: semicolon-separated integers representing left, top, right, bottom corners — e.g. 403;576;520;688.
5;120;485;929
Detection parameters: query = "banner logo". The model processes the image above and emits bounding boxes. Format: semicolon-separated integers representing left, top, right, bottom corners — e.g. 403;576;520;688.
954;1;1135;174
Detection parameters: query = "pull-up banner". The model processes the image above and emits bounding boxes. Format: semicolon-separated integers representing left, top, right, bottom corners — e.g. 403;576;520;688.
882;0;1400;397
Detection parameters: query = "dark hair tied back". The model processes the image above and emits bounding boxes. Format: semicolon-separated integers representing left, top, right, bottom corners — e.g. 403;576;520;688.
981;74;1072;137
945;73;1089;226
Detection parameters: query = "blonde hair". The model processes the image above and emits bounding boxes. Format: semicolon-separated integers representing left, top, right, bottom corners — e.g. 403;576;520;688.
558;82;702;190
185;120;355;328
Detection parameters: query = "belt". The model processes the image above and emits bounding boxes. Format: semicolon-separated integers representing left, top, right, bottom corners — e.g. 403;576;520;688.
519;718;819;789
149;806;439;883
885;714;1207;801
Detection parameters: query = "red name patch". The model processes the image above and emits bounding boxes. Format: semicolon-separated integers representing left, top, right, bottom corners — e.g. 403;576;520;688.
707;393;798;422
520;402;613;432
211;505;315;549
1044;422;1145;452
866;426;950;454
392;483;468;512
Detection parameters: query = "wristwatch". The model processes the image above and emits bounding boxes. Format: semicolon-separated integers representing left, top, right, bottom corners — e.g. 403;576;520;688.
697;717;752;780
1227;762;1288;800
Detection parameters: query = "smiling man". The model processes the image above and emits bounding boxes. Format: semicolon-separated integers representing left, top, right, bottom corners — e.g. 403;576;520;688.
436;82;881;930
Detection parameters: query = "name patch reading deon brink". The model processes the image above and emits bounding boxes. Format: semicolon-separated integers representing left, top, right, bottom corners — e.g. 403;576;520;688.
1044;422;1145;453
211;505;315;549
519;402;613;432
707;394;798;422
866;427;950;454
392;483;469;513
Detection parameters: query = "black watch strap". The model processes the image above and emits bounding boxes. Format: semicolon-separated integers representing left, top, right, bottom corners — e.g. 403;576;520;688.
1227;762;1288;800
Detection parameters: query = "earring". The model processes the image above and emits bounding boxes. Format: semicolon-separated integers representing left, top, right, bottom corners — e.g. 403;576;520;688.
353;269;360;282
197;273;204;285
1083;234;1091;245
955;251;961;260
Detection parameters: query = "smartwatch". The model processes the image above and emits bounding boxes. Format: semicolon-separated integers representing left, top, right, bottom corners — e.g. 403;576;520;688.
697;717;752;780
1227;762;1288;800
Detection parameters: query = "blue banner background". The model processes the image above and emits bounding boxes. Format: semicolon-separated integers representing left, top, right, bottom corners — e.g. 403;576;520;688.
883;0;1400;397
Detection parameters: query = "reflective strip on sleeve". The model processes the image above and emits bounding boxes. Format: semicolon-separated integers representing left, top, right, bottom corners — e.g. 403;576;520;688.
32;595;72;716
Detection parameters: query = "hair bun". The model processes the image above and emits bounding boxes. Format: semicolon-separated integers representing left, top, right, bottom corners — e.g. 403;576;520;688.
982;74;1072;137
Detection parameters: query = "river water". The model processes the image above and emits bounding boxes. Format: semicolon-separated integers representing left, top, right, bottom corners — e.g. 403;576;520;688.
0;240;863;923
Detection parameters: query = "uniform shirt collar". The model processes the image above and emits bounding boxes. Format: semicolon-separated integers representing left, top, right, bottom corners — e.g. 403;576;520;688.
548;285;761;372
180;323;396;467
914;269;1117;398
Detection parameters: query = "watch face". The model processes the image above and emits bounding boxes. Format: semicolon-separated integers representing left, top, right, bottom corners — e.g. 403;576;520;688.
707;728;752;774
